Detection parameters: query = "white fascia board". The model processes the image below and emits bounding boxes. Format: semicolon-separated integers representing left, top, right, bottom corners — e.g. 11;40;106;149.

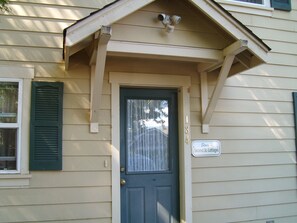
107;41;223;62
65;0;155;47
188;0;269;62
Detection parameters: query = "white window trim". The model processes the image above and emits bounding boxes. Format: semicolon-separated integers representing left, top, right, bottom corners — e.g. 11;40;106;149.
109;72;192;223
0;65;34;188
0;78;23;174
232;0;271;8
216;0;273;17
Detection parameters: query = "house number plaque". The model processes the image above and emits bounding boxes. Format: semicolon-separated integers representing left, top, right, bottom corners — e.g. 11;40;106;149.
192;140;221;157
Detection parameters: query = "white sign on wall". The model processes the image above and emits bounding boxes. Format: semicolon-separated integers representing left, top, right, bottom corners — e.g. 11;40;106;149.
192;140;221;157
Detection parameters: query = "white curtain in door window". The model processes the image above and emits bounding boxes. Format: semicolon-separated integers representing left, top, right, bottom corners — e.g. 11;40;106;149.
127;99;169;172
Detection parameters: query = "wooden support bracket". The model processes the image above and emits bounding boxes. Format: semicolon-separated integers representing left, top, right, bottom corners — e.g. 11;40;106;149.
200;40;248;133
90;26;112;133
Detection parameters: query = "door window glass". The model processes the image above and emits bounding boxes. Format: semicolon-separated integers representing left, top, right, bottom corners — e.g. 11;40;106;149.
126;99;169;173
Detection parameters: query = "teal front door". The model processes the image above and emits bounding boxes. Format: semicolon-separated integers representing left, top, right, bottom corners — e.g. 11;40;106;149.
120;88;180;223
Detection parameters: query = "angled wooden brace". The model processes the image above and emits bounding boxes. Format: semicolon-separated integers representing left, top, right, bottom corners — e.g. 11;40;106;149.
90;26;112;133
200;40;248;133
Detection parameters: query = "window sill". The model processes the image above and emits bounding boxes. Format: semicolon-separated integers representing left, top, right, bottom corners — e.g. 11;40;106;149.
215;0;273;17
0;174;32;188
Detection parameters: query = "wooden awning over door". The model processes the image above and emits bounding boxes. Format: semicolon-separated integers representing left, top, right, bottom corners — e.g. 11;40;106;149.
63;0;270;133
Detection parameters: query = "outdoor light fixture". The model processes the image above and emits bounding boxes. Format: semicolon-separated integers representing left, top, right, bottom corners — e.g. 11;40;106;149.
158;13;181;33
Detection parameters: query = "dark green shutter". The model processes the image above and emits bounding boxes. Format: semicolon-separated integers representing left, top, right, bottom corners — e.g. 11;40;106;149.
30;82;64;170
271;0;291;11
293;93;297;152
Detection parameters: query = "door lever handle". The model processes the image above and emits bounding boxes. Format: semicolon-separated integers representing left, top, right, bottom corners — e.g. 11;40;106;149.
120;179;126;186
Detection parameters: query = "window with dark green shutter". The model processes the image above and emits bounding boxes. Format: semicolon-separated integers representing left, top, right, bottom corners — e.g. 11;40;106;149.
271;0;291;11
30;82;63;170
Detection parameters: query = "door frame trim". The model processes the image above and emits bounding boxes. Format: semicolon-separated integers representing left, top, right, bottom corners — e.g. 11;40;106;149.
110;72;192;223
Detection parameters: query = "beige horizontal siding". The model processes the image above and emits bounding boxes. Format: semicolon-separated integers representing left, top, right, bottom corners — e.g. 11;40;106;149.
219;86;294;101
63;141;111;156
63;156;111;171
191;112;294;127
0;16;72;33
0;187;111;206
191;126;294;140
248;64;297;78
0;31;63;48
192;164;297;183
64;109;110;125
210;113;294;127
215;100;293;113
10;0;115;8
116;9;219;34
0;203;111;222
265;40;297;55
192;153;296;168
111;0;233;50
30;172;111;188
231;13;296;32
243;216;297;223
63;94;110;109
193;177;297;197
8;3;95;20
63;125;111;141
192;203;297;222
225;74;297;90
193;190;297;211
0;46;62;63
215;139;295;153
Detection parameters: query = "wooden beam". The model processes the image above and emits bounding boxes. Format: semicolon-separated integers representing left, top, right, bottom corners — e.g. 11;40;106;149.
200;72;209;133
107;40;222;63
223;39;248;56
90;26;111;133
235;53;250;69
201;54;235;133
199;40;250;133
197;39;248;73
197;60;223;73
89;40;98;66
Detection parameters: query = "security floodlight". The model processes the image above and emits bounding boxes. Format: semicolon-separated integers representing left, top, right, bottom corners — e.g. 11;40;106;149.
158;13;181;33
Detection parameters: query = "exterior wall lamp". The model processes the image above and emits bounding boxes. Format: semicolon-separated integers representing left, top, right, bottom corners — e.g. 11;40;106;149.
158;13;181;33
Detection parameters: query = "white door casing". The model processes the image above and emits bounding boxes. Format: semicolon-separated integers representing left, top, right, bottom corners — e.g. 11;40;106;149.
109;72;192;223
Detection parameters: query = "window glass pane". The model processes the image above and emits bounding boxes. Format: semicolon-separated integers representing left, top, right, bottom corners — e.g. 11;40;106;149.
127;99;169;173
235;0;263;4
0;82;18;123
0;129;17;170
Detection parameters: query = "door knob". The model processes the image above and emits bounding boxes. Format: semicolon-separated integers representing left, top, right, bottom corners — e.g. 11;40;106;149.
120;179;126;186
